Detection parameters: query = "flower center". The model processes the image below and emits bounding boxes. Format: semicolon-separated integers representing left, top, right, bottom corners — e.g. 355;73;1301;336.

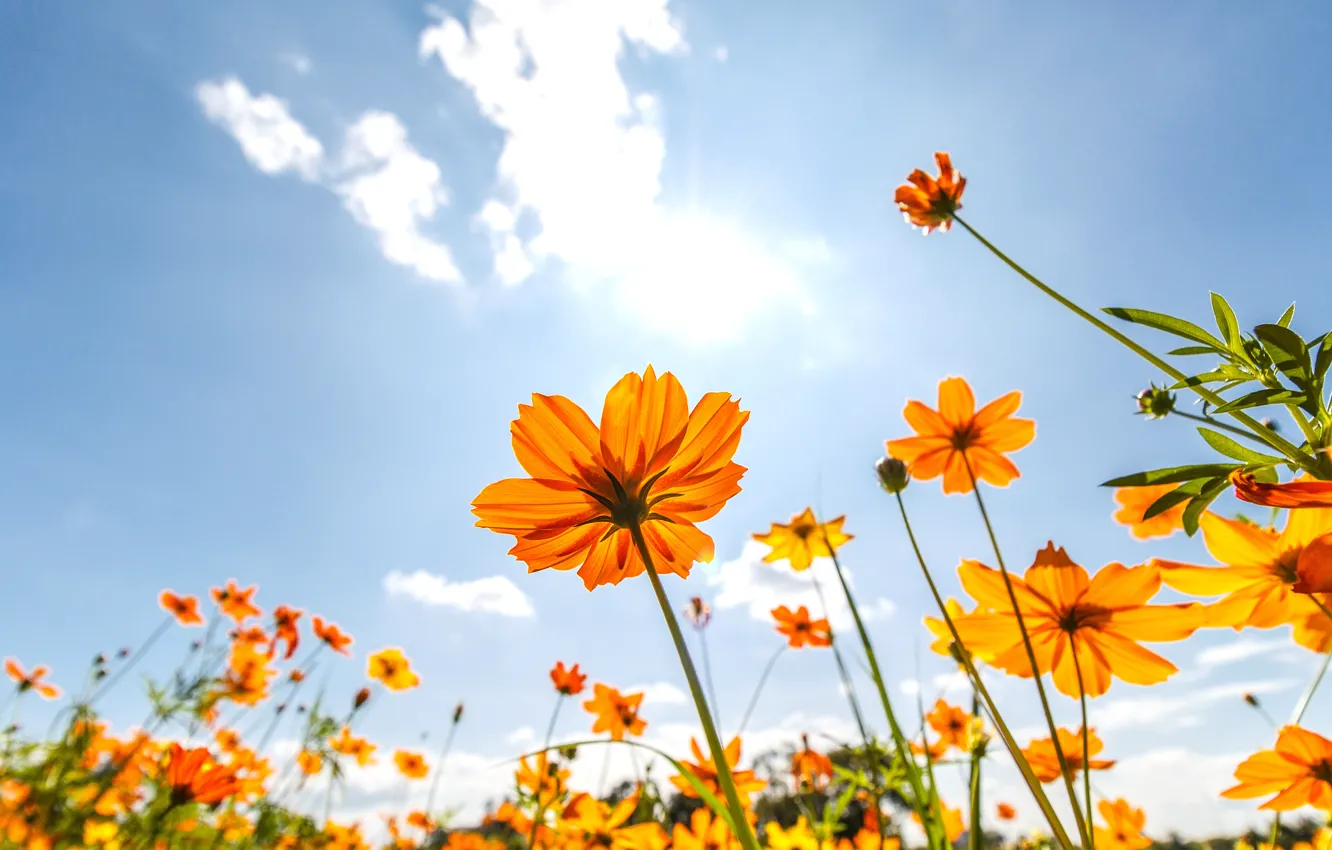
1058;603;1112;634
1312;759;1332;784
1273;553;1300;584
793;521;816;540
949;423;979;450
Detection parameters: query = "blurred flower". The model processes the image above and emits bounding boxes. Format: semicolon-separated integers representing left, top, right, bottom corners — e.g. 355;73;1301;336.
673;807;742;850
912;803;966;844
270;605;302;660
1093;798;1151;850
313;616;354;655
895;152;966;234
516;753;569;808
925;699;971;753
791;735;834;791
1112;484;1188;540
214;728;242;754
289;669;305;683
923;598;969;658
472;366;749;590
561;791;660;850
886;377;1035;494
367;648;420;692
670;736;766;806
163;743;243;806
910;736;949;761
210;580;260;624
952;543;1202;698
1223;725;1332;811
997;803;1017;821
328;727;376;767
159;591;204;627
550;661;587;696
752;508;853;572
221;641;274;706
4;659;60;700
876;456;910;494
771;605;832;649
1135;386;1176;419
683;596;712;629
1232;470;1332;508
297;749;322;776
582;683;646;741
1021;727;1115;783
394;749;429;780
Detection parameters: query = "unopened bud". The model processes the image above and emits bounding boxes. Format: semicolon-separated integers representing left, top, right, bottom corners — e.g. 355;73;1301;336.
191;640;202;651
94;670;107;681
117;647;131;659
297;704;307;714
276;703;287;714
453;703;465;724
94;654;107;666
1136;386;1176;419
1260;417;1280;433
875;456;909;494
353;687;371;710
1244;692;1260;708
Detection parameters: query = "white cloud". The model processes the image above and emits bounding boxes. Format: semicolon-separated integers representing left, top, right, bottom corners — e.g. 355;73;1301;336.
384;569;534;617
1095;679;1297;731
624;682;688;707
707;540;894;632
196;78;323;180
419;0;813;342
1195;636;1300;668
714;45;729;63
281;52;313;75
506;726;536;746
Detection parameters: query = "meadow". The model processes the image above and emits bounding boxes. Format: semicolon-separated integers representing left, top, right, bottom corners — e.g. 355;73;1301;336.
4;153;1332;850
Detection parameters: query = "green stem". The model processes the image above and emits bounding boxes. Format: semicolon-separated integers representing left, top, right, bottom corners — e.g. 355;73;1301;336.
1072;651;1095;850
426;710;462;817
962;457;1090;847
526;695;565;850
968;691;982;850
1171;410;1272;446
1292;644;1332;726
89;616;174;704
697;627;722;730
1287;404;1321;450
811;573;873;746
891;492;1075;850
953;215;1316;474
631;523;761;850
736;645;787;736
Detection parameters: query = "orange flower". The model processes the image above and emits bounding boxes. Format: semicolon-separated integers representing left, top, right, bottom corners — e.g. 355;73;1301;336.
1233;470;1332;508
221;641;274;706
214;729;242;754
1094;798;1151;850
297;750;322;776
670;737;766;806
328;727;377;766
791;736;834;791
950;544;1202;697
312;616;353;655
472;366;749;590
912;802;965;844
925;699;971;753
996;803;1017;822
673;807;742;850
211;580;260;624
910;738;949;761
162;743;243;805
771;605;832;649
582;683;646;740
752;508;853;572
367;648;419;691
289;669;306;683
394;750;429;780
1154;510;1332;628
923;598;968;657
550;661;587;696
159;591;204;627
406;811;433;832
1112;485;1187;540
1223;725;1332;811
561;791;660;850
895;152;966;234
270;605;302;661
230;625;268;646
516;753;569;808
1292;597;1332;653
4;659;60;700
886;377;1034;494
1021;727;1115;783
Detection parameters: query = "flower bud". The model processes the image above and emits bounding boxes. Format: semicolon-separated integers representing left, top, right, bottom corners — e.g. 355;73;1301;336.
353;687;371;711
1136;386;1176;419
453;702;465;724
1260;417;1280;432
1243;692;1260;708
117;647;131;659
875;456;909;494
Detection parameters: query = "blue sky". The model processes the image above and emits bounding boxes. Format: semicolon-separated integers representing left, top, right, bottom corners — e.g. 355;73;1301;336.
3;0;1332;837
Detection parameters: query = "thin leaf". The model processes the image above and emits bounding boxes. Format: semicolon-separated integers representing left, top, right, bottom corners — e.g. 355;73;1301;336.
1170;366;1249;389
1167;345;1221;356
1197;427;1285;465
1254;323;1312;387
1102;307;1227;351
1209;389;1305;414
1316;334;1332;384
1183;478;1229;536
1211;292;1241;348
1102;463;1242;488
1142;479;1205;520
1278;303;1296;328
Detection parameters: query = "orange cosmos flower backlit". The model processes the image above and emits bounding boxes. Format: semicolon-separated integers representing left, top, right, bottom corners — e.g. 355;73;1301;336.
367;648;419;692
896;152;966;234
1223;725;1332;811
752;508;852;572
159;591;205;627
550;661;587;696
163;743;243;806
791;735;833;791
312;616;353;655
472;366;749;590
1094;798;1151;850
297;750;322;776
674;808;742;850
1112;484;1187;540
394;750;429;780
996;803;1017;822
1022;727;1115;783
771;605;832;649
886;377;1035;494
1233;470;1332;509
670;737;766;807
270;605;302;660
329;727;377;767
925;699;972;753
951;544;1202;698
582;683;646;741
4;659;60;700
211;580;260;624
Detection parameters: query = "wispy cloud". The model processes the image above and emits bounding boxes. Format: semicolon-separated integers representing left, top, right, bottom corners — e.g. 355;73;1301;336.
196;78;322;180
1094;679;1297;731
1195;636;1299;668
383;569;534;617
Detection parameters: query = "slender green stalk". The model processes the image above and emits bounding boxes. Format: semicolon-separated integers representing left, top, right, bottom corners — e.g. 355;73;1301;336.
953;215;1316;474
963;457;1090;847
89;616;173;704
697;628;722;730
1073;652;1095;850
631;523;761;850
1287;404;1321;450
425;710;462;816
736;645;787;735
811;573;872;745
1292;646;1332;726
968;692;982;850
1170;410;1272;445
891;491;1076;850
526;695;565;849
821;540;945;850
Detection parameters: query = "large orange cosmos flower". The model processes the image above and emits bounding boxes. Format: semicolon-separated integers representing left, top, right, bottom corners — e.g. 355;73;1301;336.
771;605;832;649
950;544;1202;698
583;684;646;740
1094;799;1151;850
4;659;60;700
752;509;852;572
886;377;1035;494
211;580;260;624
895;152;966;234
1223;725;1332;811
472;366;749;590
1112;485;1187;540
1022;727;1115;783
163;743;243;806
159;591;205;627
1233;470;1332;508
670;737;766;806
550;661;587;696
1153;510;1332;629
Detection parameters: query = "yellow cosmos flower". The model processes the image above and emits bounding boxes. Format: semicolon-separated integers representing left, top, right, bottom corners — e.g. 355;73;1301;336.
752;508;852;572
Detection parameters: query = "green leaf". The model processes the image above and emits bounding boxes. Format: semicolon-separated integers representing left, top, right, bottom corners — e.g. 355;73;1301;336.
1142;479;1206;520
1183;477;1229;536
1209;388;1305;414
1102;307;1227;351
1315;334;1332;384
1170;365;1249;389
1278;303;1296;328
1197;427;1285;464
1211;292;1242;348
1102;463;1242;488
1254;323;1312;386
1167;345;1221;356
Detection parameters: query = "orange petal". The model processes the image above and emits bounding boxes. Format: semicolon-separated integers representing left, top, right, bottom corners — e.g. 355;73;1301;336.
936;378;975;429
1233;470;1332;508
902;400;951;439
1295;533;1332;594
598;367;690;488
472;478;603;533
511;393;602;484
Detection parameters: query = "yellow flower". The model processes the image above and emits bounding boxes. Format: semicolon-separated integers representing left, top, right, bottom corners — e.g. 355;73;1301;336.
752;508;852;571
367;648;420;691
